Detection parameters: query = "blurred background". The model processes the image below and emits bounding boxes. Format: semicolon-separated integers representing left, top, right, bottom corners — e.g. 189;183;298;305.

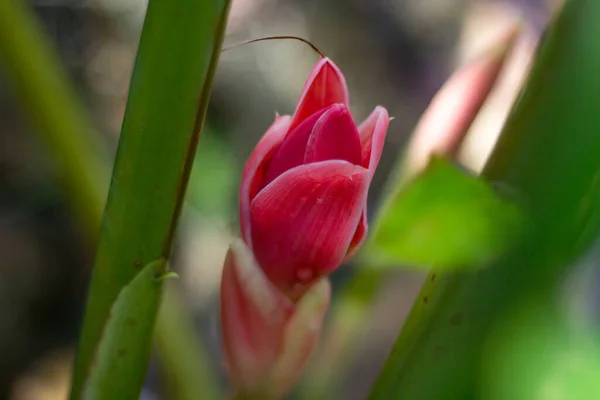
0;0;571;399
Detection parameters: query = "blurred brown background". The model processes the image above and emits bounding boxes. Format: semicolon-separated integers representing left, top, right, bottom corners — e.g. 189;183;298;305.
0;0;554;399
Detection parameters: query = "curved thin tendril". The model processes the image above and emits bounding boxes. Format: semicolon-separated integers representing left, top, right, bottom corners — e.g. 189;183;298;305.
222;36;325;58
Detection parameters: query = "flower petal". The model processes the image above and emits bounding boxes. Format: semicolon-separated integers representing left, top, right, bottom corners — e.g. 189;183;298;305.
358;106;390;176
269;278;331;397
405;23;518;174
304;104;362;166
263;108;329;187
289;58;349;132
240;115;292;246
220;240;295;392
344;210;368;261
250;160;369;297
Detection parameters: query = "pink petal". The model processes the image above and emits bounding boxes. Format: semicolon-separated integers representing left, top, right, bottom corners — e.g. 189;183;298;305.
240;115;292;246
250;160;369;297
269;278;331;397
220;240;294;391
263;108;329;187
406;23;518;173
304;104;362;166
344;210;368;261
289;58;349;133
358;106;390;176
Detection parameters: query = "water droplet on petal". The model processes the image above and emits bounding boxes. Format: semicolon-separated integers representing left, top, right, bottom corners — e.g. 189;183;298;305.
296;268;314;281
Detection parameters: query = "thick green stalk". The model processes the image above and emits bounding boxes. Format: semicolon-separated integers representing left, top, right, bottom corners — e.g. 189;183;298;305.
0;1;225;399
369;0;600;398
70;0;231;398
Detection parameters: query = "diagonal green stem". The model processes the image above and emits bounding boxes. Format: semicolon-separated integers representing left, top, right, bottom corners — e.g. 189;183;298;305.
155;287;218;400
0;0;108;235
70;0;231;397
298;270;381;399
0;1;228;399
369;0;600;398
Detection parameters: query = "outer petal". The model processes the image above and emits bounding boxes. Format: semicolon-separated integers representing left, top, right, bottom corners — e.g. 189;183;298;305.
405;23;518;174
268;278;331;397
250;160;369;297
304;104;362;166
346;107;389;260
289;58;349;132
344;210;367;261
220;240;294;392
240;115;292;246
358;106;390;176
263;108;329;186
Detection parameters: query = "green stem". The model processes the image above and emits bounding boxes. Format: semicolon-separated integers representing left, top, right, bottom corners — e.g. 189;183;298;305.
155;286;218;400
66;0;230;397
0;0;108;235
369;0;600;398
299;270;381;398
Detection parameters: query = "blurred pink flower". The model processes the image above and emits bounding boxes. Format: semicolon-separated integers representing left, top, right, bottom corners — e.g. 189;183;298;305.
404;21;523;176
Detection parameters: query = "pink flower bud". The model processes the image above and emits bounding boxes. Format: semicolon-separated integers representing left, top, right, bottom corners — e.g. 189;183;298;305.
220;240;330;398
404;21;521;175
240;58;390;297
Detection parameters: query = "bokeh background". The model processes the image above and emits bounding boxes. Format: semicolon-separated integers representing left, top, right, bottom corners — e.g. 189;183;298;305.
0;0;566;399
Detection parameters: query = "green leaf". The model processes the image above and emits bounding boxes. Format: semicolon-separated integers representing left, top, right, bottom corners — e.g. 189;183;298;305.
369;0;600;398
83;259;167;400
482;302;600;400
366;157;524;270
188;131;237;219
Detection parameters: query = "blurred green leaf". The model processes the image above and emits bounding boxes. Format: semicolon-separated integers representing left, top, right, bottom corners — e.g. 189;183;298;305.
0;0;108;234
155;287;219;400
369;0;600;398
83;259;167;400
482;301;600;400
188;131;237;219
366;157;524;270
